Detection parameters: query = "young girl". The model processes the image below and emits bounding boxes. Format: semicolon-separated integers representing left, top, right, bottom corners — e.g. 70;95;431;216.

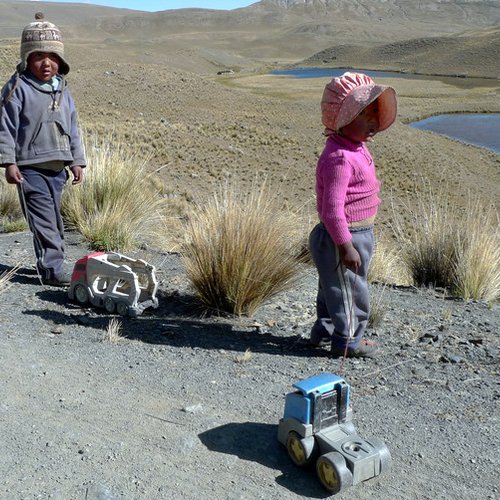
309;72;397;357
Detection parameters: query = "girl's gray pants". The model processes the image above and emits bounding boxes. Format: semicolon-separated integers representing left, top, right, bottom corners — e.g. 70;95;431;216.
17;167;67;281
308;222;374;349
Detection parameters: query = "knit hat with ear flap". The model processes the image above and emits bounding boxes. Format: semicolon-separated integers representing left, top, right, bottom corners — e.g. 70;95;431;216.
321;72;397;134
18;12;70;75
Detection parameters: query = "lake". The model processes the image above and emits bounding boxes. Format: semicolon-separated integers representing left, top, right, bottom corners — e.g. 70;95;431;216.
270;67;497;89
271;68;499;153
410;114;500;153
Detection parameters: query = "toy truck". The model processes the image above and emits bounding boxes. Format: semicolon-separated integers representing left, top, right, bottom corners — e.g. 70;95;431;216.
68;252;159;317
278;373;391;494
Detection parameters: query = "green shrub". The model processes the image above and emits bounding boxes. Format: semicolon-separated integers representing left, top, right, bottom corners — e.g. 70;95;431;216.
2;218;28;233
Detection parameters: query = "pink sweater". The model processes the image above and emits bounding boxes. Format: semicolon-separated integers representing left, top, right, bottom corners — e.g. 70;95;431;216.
316;134;380;245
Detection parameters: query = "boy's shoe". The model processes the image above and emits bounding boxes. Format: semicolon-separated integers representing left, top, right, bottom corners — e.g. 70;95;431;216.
310;318;334;347
42;271;72;287
330;339;378;358
310;334;332;348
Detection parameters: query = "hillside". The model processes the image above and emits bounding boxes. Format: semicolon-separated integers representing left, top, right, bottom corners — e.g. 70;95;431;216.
0;1;498;228
301;26;500;79
1;0;500;67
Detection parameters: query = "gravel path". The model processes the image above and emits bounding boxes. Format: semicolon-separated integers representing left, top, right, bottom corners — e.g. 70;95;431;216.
0;230;498;500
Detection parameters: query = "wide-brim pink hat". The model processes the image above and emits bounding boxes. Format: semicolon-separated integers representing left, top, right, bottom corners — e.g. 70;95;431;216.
321;72;397;133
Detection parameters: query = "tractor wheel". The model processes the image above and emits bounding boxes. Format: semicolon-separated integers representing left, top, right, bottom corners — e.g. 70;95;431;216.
74;285;89;305
104;297;116;314
116;301;129;317
316;451;352;494
286;431;317;467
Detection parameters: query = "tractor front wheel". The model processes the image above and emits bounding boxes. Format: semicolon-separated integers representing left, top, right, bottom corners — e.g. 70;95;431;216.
286;431;317;467
316;451;352;494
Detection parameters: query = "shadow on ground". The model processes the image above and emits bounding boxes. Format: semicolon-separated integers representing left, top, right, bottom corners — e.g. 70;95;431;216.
18;287;327;358
199;421;329;498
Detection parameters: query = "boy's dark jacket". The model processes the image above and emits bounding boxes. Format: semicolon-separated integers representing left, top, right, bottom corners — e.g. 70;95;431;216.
0;72;86;167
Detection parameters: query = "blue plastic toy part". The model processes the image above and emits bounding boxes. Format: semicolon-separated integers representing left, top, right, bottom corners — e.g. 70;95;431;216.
293;373;345;395
283;373;350;425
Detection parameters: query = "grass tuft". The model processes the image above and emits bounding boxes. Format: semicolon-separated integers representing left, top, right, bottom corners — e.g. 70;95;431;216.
0;265;19;294
452;198;500;302
61;132;165;251
369;236;411;286
105;317;124;343
181;181;307;316
390;180;499;301
0;177;26;232
368;284;389;329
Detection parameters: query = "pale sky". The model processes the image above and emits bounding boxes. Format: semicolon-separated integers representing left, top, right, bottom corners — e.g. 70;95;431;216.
27;0;257;11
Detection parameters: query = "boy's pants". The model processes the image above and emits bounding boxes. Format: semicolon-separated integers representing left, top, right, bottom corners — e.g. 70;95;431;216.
308;222;374;349
18;167;68;281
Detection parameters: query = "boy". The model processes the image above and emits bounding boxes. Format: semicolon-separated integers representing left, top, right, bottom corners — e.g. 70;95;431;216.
0;13;86;286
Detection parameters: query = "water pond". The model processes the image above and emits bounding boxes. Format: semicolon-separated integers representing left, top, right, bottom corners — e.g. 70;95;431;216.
271;68;499;152
410;114;500;154
270;67;497;89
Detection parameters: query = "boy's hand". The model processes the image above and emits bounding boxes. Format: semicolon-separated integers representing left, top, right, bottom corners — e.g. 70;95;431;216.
4;164;23;184
339;241;361;271
70;165;84;185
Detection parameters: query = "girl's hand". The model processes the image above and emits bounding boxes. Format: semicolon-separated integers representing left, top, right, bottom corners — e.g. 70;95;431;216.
70;165;84;185
4;164;23;184
339;241;361;271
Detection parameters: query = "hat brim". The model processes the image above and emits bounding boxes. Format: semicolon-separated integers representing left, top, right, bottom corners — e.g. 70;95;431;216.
336;84;397;132
18;45;70;75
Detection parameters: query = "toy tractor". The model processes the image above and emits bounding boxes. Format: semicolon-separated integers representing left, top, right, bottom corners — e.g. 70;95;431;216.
278;372;391;494
68;252;159;317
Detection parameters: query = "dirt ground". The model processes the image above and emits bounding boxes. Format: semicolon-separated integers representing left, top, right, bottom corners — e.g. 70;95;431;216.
0;230;498;500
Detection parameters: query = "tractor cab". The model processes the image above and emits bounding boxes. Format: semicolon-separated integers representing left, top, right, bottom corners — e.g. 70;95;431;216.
282;373;352;432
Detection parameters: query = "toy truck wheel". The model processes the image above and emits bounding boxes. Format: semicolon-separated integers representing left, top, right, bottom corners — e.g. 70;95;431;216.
74;284;89;305
116;301;129;316
316;451;353;494
286;431;317;467
104;297;116;313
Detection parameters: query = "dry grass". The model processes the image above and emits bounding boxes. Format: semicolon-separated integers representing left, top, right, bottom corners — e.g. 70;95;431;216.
0;265;19;294
390;180;500;302
368;284;389;329
181;180;307;316
0;177;27;232
390;180;458;289
61;132;166;251
368;235;411;286
452;199;500;302
104;317;124;344
235;348;253;363
0;178;19;217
